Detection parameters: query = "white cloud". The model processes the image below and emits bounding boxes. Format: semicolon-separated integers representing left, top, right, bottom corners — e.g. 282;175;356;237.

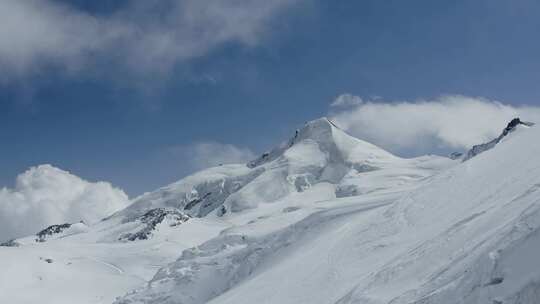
187;142;257;169
330;94;364;108
168;142;256;171
330;95;540;156
0;164;129;241
0;0;299;81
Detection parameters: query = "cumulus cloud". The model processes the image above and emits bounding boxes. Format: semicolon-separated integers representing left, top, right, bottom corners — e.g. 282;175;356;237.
0;164;129;241
0;0;299;81
330;93;364;108
330;95;540;156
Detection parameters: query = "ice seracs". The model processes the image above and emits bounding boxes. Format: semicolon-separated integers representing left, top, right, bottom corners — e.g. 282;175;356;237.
115;164;265;220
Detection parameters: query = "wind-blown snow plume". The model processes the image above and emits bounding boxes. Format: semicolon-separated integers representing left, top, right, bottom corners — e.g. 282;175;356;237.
166;141;256;171
0;0;299;81
186;142;257;169
330;95;540;156
0;165;129;241
330;94;364;108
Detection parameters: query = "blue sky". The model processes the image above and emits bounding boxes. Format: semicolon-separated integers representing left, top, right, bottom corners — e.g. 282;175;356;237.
2;0;540;196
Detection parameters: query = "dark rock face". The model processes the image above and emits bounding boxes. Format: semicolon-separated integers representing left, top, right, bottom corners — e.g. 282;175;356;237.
247;152;270;168
39;257;54;264
119;208;190;241
0;239;20;247
353;163;379;173
449;152;463;160
463;118;534;161
35;223;72;242
217;205;227;217
184;192;212;211
504;118;523;134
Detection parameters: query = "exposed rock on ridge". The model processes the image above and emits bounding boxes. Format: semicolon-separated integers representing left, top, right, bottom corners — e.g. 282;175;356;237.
463;118;534;161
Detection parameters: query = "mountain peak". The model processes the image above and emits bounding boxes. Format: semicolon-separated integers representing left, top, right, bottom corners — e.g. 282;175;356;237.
247;117;396;168
247;117;341;168
301;117;337;129
292;117;335;144
297;117;346;135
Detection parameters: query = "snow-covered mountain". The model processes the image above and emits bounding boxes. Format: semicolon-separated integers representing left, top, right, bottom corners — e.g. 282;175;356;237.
2;117;540;304
117;118;448;221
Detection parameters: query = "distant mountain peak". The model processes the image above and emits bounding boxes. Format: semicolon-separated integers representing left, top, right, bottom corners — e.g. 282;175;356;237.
247;117;336;168
248;117;392;168
290;117;334;146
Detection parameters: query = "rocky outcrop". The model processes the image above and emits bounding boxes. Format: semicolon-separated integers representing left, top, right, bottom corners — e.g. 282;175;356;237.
0;239;20;247
463;118;534;161
117;165;265;221
119;208;190;241
448;152;463;160
36;223;72;242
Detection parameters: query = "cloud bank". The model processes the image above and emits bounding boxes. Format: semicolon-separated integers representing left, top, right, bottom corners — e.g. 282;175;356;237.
0;0;298;81
0;165;129;241
330;95;540;156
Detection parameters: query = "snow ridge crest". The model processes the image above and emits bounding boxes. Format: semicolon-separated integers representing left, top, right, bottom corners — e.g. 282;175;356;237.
463;118;534;161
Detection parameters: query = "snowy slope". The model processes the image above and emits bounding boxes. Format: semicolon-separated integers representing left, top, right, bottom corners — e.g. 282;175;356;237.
4;117;540;304
114;118;448;222
110;119;455;304
0;212;229;304
114;122;540;304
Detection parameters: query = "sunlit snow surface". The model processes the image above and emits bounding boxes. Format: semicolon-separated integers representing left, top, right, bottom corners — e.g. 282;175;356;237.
2;118;540;304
